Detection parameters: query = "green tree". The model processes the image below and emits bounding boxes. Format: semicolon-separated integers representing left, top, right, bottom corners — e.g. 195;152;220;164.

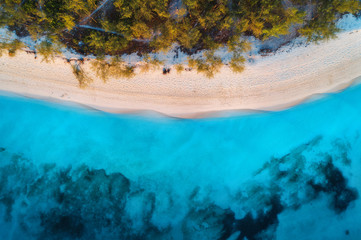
229;52;246;73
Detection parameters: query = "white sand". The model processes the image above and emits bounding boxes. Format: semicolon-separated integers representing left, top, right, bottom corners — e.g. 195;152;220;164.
0;29;360;118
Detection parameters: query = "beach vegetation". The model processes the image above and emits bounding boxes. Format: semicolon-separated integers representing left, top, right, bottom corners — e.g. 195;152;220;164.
174;64;185;74
297;0;361;41
71;63;93;88
36;39;62;62
0;39;24;57
229;53;246;73
188;51;223;78
91;57;135;82
0;0;360;80
140;54;164;72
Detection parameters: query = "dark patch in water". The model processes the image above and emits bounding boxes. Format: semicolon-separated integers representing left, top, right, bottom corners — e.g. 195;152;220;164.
0;138;359;239
182;204;227;239
0;194;14;221
0;147;5;152
40;211;84;239
220;196;284;240
0;155;132;239
308;157;358;213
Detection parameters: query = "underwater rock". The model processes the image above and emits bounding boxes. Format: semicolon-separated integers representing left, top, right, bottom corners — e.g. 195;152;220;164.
40;211;85;239
182;205;227;239
220;196;284;240
0;156;132;239
0;136;359;240
308;159;358;213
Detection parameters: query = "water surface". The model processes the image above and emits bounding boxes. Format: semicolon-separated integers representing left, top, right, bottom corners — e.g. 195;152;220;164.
0;83;361;239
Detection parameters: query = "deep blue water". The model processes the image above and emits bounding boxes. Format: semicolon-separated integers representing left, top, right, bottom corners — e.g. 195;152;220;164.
0;82;361;239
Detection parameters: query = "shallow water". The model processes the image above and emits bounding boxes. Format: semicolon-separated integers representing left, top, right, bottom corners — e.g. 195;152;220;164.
0;83;361;239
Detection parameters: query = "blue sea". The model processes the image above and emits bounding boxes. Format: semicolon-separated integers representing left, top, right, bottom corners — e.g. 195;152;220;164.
0;81;361;239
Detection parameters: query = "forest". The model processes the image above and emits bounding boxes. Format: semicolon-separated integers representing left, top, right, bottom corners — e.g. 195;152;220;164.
0;0;360;83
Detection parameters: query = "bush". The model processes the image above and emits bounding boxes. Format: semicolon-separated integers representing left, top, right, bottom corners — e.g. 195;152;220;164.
36;39;62;62
174;64;184;74
72;63;93;88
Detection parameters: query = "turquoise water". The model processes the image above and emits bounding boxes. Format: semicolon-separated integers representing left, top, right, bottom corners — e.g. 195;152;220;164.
0;83;361;239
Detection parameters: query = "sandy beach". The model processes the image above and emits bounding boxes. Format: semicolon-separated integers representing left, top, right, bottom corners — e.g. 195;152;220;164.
0;28;360;118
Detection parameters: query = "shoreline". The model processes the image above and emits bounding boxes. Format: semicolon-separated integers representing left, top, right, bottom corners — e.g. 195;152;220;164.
2;74;360;119
0;30;360;118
